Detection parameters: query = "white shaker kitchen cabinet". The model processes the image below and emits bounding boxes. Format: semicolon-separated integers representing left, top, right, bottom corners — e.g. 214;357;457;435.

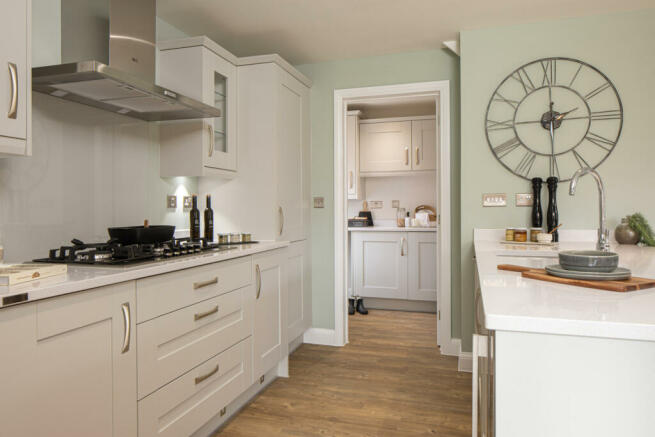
253;249;288;380
287;240;312;342
159;37;237;177
0;0;31;156
352;231;408;299
347;110;363;199
277;67;310;242
407;232;437;301
0;283;137;437
359;121;412;173
411;119;436;171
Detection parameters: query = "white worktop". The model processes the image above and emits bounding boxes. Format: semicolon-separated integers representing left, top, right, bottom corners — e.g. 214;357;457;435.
348;226;436;232
475;229;655;342
0;241;289;309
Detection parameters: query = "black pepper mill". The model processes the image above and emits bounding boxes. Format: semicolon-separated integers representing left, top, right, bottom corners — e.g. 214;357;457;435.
531;177;543;228
546;177;559;242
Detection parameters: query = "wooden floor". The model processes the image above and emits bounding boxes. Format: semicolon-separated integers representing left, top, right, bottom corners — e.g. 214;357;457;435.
216;310;472;436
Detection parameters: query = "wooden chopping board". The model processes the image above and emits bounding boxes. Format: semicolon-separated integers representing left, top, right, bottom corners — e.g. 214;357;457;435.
497;264;655;292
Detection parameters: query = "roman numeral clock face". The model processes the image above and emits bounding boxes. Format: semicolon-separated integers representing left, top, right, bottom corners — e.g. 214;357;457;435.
485;57;623;181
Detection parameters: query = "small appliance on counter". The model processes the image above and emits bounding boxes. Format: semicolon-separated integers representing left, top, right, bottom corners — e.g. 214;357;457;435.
354;200;374;227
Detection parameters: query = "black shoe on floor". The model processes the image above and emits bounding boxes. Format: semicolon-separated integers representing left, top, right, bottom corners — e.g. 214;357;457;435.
356;299;368;315
348;298;355;315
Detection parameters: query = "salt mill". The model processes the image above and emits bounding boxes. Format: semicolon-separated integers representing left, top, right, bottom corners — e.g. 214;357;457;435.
531;177;543;228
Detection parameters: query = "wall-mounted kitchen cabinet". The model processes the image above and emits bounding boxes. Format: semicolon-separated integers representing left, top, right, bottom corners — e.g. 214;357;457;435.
352;231;436;301
347;110;364;199
0;0;31;157
158;37;237;177
359;116;436;176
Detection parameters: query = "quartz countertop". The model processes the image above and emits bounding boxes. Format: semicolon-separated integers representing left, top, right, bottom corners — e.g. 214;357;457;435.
0;241;289;309
475;229;655;341
348;226;436;232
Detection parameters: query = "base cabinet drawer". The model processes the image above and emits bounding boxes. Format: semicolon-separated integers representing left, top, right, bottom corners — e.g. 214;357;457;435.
137;286;253;399
138;337;252;437
137;257;252;323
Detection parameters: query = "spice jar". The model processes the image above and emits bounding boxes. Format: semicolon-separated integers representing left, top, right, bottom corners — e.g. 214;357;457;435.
530;228;542;243
396;208;406;227
505;228;515;241
514;228;528;242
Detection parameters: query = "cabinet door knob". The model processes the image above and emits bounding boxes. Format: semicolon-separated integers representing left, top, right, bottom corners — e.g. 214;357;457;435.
7;62;17;120
255;264;262;299
121;302;131;354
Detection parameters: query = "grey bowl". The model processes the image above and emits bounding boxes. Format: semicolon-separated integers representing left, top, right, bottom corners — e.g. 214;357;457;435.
558;250;619;273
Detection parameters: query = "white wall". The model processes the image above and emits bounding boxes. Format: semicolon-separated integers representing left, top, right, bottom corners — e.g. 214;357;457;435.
347;173;436;224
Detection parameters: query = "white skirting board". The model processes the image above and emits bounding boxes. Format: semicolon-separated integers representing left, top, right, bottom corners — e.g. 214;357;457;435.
458;351;473;373
303;328;339;346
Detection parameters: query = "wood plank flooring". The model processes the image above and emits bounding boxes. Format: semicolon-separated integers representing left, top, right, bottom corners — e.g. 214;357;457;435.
215;310;472;436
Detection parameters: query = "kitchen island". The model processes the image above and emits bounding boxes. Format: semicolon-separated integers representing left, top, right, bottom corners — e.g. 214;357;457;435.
473;229;655;437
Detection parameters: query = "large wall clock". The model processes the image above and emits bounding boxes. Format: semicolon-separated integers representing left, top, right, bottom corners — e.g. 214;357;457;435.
485;57;623;182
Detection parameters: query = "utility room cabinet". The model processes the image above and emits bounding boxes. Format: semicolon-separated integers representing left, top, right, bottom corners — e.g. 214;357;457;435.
0;282;137;437
352;231;436;301
158;37;237;177
347;110;364;199
0;0;31;157
253;249;288;380
359;117;436;176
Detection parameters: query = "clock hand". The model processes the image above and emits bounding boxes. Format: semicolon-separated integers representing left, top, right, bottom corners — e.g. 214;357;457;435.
554;107;579;122
549;119;556;177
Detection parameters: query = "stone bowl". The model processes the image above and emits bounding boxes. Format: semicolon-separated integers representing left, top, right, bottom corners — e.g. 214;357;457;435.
558;250;619;273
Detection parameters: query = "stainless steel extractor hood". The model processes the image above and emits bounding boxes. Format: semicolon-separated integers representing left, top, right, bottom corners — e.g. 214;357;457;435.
32;0;221;122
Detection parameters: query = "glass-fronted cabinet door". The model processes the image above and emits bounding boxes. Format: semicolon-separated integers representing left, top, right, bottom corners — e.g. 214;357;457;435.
203;51;237;172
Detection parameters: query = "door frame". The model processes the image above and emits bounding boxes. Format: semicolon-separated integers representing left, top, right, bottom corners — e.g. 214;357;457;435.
332;81;457;355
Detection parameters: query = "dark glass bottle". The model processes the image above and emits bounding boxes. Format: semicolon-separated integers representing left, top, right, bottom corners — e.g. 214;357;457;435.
204;195;214;242
546;177;559;242
531;177;543;228
190;195;200;241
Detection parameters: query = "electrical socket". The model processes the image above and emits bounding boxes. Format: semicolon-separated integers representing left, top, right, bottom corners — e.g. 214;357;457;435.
183;196;193;209
313;197;325;208
515;193;534;207
482;193;507;207
368;200;383;209
166;195;177;209
391;200;400;208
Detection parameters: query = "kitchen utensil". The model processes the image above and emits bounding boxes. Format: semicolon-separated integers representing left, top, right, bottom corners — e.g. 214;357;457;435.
531;177;543;227
549;223;562;234
108;224;175;245
0;263;67;286
546;177;559;242
545;264;631;281
558;250;619;273
497;264;652;292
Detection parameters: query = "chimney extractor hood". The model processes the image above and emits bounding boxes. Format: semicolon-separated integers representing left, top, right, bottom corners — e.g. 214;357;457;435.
32;0;221;122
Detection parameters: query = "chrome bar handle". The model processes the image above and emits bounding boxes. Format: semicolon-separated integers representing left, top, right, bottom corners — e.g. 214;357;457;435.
255;264;262;299
121;303;131;354
194;305;219;321
404;147;409;166
278;206;284;236
8;63;17;120
193;277;218;290
207;124;214;157
195;364;219;385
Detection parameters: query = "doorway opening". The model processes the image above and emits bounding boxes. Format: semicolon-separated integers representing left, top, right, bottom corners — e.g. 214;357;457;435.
333;81;457;355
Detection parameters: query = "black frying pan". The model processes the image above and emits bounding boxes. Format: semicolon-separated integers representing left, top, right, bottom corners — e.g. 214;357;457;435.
108;224;175;245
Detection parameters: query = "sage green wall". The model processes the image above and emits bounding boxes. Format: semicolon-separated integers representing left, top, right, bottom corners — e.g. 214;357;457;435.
295;49;461;331
460;9;655;352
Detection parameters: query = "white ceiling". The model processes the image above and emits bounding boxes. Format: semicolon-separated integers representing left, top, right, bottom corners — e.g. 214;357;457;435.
157;0;652;65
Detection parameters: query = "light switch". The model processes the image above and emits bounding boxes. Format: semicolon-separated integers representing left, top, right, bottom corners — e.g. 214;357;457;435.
482;193;507;207
515;193;534;207
183;196;193;209
166;195;177;209
391;200;400;208
313;197;324;208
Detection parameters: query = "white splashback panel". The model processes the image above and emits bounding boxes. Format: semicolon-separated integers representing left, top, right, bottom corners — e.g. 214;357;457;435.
0;93;196;263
